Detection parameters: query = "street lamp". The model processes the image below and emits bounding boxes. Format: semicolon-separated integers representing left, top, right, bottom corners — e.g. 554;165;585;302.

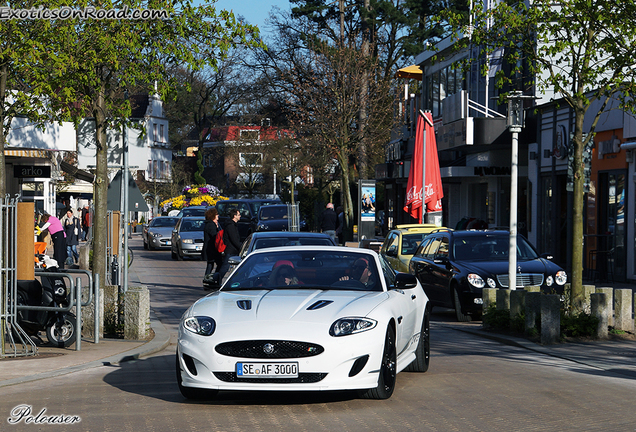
506;91;530;291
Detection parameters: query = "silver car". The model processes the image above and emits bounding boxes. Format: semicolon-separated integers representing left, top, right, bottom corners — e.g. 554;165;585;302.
171;217;205;260
143;216;179;250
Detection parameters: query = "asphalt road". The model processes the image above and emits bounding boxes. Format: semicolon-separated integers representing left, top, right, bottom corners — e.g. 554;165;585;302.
2;236;635;431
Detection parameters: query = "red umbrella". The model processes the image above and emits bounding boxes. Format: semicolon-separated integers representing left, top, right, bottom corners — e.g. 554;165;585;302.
404;111;443;222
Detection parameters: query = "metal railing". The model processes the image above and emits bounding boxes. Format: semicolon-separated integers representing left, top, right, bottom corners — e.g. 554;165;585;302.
1;195;100;358
1;195;36;358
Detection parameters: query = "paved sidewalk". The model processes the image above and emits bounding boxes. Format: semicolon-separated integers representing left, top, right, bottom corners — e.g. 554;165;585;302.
0;311;171;388
441;321;636;378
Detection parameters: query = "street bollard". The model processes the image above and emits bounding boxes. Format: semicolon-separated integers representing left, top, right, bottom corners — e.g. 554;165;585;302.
614;289;634;331
541;295;560;345
497;289;511;311
510;290;526;317
596;287;614;327
591;293;608;339
482;288;497;329
525;292;541;335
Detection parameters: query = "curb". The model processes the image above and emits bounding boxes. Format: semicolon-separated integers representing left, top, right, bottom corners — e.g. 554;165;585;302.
0;312;171;388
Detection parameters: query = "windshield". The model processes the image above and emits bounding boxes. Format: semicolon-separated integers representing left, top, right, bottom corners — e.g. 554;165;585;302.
180;219;205;232
224;250;382;291
250;200;280;214
253;237;333;250
150;218;178;228
452;235;539;261
259;206;288;220
180;208;206;217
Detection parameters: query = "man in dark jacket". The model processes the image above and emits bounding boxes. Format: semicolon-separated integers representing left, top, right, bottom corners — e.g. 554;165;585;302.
319;203;338;243
218;208;242;282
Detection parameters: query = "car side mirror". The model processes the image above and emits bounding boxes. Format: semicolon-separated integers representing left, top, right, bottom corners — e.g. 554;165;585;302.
228;256;241;265
386;247;397;257
394;273;418;289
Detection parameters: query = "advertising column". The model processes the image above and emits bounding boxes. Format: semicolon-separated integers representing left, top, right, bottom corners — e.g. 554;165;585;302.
358;179;376;241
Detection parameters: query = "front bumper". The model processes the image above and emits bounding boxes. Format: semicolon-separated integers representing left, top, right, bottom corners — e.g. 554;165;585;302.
181;243;203;256
150;237;171;249
177;321;384;392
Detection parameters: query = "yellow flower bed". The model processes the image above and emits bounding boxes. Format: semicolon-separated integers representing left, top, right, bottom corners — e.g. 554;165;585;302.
160;187;228;213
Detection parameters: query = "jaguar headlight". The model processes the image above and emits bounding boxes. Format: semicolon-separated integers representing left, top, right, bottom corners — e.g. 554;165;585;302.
546;275;554;286
182;239;194;244
487;278;497;288
330;318;377;336
183;316;216;336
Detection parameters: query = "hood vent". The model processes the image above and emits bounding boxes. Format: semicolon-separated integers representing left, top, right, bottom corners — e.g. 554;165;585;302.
307;300;333;310
237;300;252;310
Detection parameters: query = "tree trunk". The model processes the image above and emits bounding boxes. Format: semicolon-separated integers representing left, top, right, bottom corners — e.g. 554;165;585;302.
571;105;586;312
358;0;371;180
92;84;109;295
339;152;354;241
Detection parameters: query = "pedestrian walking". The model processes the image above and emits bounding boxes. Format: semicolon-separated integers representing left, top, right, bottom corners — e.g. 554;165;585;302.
81;204;91;241
61;209;80;265
202;207;223;289
217;208;242;283
37;212;66;269
336;205;344;245
319;203;338;243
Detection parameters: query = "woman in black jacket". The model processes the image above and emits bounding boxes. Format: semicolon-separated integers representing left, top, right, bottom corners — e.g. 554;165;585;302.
202;207;223;288
218;208;242;282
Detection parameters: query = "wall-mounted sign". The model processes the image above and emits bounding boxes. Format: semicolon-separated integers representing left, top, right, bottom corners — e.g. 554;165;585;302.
13;165;51;178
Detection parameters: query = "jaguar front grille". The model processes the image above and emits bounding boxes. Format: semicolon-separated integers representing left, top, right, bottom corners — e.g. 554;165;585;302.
215;340;324;359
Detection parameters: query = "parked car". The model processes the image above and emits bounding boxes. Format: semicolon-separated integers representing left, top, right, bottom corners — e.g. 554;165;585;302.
216;198;282;241
409;229;567;322
143;216;179;250
210;231;338;288
379;224;441;273
237;231;337;261
254;204;307;232
176;246;431;401
171;217;206;260
176;206;210;218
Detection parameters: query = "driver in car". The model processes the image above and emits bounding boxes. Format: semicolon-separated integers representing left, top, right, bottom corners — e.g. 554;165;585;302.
339;258;376;289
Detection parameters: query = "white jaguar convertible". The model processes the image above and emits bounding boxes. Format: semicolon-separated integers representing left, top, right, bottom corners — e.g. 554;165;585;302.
176;246;431;400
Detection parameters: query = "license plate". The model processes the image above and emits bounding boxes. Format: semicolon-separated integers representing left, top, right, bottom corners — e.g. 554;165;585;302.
236;362;299;378
195;246;202;251
165;241;171;246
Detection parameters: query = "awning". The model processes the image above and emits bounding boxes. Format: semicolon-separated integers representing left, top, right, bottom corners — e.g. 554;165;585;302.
60;160;95;183
5;149;50;158
396;65;423;80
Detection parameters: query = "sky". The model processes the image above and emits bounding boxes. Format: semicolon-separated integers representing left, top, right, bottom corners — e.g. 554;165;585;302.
212;0;291;37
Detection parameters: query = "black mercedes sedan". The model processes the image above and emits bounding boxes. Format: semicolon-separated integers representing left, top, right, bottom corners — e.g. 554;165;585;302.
409;229;567;322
